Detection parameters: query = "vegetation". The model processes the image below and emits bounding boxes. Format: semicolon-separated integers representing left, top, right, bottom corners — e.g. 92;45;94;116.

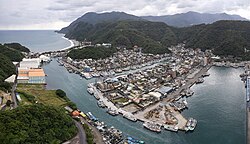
17;84;67;107
0;44;25;62
82;123;94;144
62;18;250;60
17;85;77;109
67;46;117;60
0;43;29;92
0;104;77;144
4;43;30;53
0;53;16;92
55;89;77;109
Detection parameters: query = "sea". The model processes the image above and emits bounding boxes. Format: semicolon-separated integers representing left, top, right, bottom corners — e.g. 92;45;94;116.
0;30;72;52
0;30;247;144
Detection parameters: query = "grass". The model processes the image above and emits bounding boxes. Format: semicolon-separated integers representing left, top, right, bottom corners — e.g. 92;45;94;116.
17;84;68;107
82;123;94;144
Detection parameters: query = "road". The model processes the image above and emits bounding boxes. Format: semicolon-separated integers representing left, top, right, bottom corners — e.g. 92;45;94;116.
80;117;105;144
11;81;17;108
74;120;87;144
10;67;18;109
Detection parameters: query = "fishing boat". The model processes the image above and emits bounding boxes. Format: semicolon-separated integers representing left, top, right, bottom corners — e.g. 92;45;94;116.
126;136;145;144
107;108;119;116
87;88;94;95
123;114;137;122
97;100;106;108
164;125;178;132
93;92;100;100
196;77;204;84
143;121;161;133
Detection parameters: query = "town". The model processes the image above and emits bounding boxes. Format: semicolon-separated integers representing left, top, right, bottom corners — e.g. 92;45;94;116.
54;43;213;133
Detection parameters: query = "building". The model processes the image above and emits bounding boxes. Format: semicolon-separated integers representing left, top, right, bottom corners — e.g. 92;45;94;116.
17;68;46;84
39;55;51;63
19;58;40;69
4;74;16;83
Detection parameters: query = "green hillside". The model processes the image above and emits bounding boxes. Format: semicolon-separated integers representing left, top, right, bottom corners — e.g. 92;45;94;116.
4;43;30;53
0;44;25;62
61;15;250;60
0;43;29;91
0;104;77;144
64;21;174;54
183;21;250;58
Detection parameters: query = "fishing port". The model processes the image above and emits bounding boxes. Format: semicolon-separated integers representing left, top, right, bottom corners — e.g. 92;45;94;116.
53;43;215;133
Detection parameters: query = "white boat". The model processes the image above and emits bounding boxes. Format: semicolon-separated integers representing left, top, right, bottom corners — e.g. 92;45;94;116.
87;88;94;95
93;92;100;100
185;118;197;131
186;89;194;97
97;100;106;108
123;114;137;122
164;125;178;132
107;108;119;116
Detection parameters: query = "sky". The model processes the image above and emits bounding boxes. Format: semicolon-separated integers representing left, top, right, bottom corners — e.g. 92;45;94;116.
0;0;250;30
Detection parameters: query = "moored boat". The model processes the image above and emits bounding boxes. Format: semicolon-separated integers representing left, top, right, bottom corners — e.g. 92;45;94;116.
87;88;94;95
143;121;161;133
123;113;137;122
126;136;145;144
93;92;100;100
164;125;178;132
97;100;106;108
107;108;119;116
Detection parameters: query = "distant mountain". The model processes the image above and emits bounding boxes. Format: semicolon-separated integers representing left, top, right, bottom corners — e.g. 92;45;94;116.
141;11;248;27
59;11;144;34
62;20;175;54
59;11;250;60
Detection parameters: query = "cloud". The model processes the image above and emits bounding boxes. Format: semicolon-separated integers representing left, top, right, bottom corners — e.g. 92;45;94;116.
0;0;249;29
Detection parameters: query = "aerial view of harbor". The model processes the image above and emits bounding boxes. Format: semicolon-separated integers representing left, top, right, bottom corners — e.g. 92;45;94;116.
0;0;250;144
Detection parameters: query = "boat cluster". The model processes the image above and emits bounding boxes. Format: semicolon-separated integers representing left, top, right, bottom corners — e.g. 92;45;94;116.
86;112;144;144
170;98;188;111
180;89;194;97
195;77;204;84
143;121;162;133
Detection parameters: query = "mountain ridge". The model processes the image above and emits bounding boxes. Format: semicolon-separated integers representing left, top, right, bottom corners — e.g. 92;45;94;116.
141;11;248;27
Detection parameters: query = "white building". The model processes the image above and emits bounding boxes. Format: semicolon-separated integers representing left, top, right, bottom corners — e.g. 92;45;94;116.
19;58;40;69
39;55;51;62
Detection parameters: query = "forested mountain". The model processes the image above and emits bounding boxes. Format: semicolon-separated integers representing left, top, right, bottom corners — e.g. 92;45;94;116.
142;11;248;27
4;43;30;53
0;44;25;62
62;20;176;54
0;43;29;91
59;11;144;34
0;53;15;82
59;12;250;60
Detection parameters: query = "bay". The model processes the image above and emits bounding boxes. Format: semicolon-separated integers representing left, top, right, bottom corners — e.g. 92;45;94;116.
0;30;71;52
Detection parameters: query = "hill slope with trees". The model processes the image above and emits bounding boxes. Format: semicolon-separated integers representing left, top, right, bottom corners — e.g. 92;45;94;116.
60;12;250;60
0;104;77;144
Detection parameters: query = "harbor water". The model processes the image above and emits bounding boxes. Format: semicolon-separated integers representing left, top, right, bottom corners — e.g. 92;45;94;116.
0;30;72;52
43;60;246;144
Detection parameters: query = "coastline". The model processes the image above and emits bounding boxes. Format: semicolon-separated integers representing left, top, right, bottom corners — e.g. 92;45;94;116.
61;36;79;51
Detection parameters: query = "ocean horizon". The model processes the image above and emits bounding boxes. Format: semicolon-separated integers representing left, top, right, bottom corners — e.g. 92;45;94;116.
0;30;72;52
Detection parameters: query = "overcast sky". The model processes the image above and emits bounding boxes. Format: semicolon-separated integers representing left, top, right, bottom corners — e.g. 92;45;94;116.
0;0;249;30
